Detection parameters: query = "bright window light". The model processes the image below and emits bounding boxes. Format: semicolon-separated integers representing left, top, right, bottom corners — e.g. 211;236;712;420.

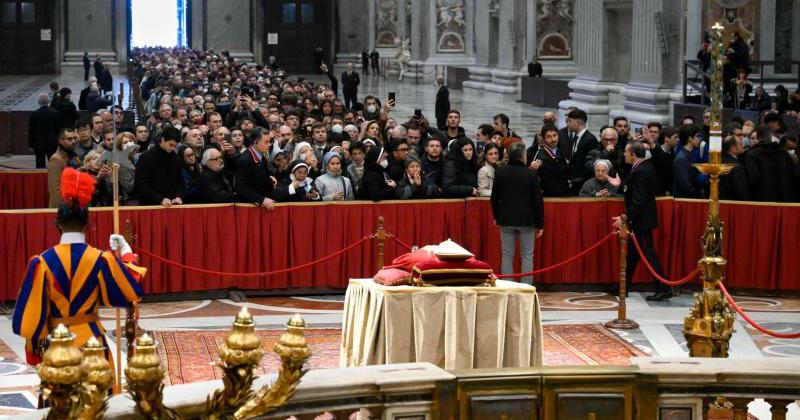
131;0;185;47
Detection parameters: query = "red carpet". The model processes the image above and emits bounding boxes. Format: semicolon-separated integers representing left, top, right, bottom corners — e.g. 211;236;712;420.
151;324;645;385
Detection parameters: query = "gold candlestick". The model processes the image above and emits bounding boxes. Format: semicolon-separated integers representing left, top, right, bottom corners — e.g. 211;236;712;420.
683;22;736;358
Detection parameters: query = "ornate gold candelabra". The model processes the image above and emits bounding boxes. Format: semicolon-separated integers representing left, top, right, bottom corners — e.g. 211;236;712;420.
206;307;264;419
125;333;182;419
78;337;113;420
234;314;311;419
37;325;85;420
36;313;309;419
683;22;736;358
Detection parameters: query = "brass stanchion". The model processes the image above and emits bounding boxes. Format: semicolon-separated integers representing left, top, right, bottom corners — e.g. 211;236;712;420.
376;216;386;271
606;215;639;329
683;22;736;358
123;219;139;361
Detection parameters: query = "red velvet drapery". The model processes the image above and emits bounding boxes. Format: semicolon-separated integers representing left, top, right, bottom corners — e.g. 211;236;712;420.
1;198;798;301
0;171;48;210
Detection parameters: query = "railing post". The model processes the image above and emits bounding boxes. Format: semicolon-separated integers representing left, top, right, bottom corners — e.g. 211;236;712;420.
376;216;386;271
606;215;638;329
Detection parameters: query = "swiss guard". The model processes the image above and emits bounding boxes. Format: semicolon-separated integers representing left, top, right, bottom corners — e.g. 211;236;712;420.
12;167;144;366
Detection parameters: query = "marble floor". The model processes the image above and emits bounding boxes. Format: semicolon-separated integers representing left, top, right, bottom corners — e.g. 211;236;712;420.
0;290;798;417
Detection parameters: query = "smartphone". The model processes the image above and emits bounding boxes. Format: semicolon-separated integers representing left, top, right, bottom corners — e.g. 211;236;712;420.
414;109;422;118
635;127;643;135
388;92;396;104
224;133;232;142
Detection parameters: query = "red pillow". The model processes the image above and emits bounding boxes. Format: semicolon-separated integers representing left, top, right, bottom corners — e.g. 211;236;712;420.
411;258;495;286
384;248;437;271
374;268;412;286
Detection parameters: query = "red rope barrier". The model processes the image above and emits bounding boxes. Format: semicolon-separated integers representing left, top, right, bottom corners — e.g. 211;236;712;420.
629;233;701;286
496;232;616;279
132;236;371;277
387;234;413;251
718;281;800;339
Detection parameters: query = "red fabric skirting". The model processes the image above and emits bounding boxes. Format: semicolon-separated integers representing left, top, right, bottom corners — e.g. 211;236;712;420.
1;198;798;301
0;171;48;210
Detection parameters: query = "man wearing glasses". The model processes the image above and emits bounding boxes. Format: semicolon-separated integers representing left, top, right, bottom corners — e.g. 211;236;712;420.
386;138;410;182
199;148;238;203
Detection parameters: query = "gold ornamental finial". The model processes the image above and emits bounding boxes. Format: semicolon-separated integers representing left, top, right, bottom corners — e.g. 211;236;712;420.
234;315;311;419
125;333;181;419
79;337;113;420
205;309;264;418
37;325;84;419
711;21;724;32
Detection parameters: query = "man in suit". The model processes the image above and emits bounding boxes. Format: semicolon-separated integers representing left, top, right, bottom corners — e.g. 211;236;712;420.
612;141;672;301
78;77;96;110
134;126;185;206
82;52;90;81
564;109;598;194
531;124;570;197
719;134;749;201
340;62;360;110
361;49;370;75
236;127;277;210
434;75;450;131
29;93;62;168
491;141;544;285
47;128;79;208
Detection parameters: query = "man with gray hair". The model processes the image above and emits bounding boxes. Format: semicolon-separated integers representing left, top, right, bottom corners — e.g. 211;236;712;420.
490;141;545;285
29;93;61;168
199;148;237;203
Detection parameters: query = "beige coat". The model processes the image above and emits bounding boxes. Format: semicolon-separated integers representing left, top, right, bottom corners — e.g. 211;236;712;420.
47;150;71;208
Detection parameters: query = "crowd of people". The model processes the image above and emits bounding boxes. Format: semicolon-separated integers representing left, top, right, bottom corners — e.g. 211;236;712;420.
33;47;800;211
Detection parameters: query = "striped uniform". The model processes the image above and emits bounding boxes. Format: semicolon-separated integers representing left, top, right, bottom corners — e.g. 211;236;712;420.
12;243;145;365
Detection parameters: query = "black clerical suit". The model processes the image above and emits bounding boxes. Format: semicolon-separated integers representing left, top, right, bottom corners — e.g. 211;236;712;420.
28;105;61;168
568;129;598;194
623;159;670;298
341;70;360;110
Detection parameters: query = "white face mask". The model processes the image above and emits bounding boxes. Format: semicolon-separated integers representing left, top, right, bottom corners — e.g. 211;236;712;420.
379;159;389;168
366;105;377;114
332;124;343;134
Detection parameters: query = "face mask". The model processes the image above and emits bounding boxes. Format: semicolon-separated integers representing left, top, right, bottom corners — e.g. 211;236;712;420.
379;159;388;168
366;105;377;114
332;124;343;134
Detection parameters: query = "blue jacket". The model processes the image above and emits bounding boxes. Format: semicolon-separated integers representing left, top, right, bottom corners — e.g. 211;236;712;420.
672;147;703;198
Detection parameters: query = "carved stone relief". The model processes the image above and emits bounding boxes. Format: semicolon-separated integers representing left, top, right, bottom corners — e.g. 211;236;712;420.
436;0;466;52
536;0;573;59
376;0;398;47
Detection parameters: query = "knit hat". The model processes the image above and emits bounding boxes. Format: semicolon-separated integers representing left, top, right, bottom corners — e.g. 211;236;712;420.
594;159;612;171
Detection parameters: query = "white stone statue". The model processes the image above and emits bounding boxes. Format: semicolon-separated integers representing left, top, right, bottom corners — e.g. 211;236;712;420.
394;37;411;81
436;0;451;27
538;0;554;22
451;0;465;27
556;0;574;23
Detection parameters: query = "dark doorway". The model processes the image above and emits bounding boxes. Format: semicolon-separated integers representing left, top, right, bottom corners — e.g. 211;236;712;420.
264;0;333;73
0;0;55;74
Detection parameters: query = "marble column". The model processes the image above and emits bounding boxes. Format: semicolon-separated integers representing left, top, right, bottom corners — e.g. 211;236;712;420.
204;0;254;61
189;0;204;50
760;0;776;77
559;0;610;131
63;0;117;65
335;0;369;64
611;0;682;126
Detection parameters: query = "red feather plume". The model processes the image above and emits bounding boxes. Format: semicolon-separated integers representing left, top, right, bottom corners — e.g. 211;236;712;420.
60;168;96;209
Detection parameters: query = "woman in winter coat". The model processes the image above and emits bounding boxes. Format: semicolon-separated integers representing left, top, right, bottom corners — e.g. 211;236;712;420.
395;156;443;199
441;137;479;197
273;160;322;202
476;143;500;197
315;152;354;201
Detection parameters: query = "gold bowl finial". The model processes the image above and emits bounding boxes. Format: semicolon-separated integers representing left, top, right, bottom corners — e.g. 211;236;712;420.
38;325;83;383
220;307;263;365
234;306;254;326
288;313;306;328
125;333;164;383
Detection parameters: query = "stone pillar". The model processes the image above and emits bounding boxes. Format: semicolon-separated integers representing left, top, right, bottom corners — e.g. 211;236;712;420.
611;0;682;126
559;0;610;131
63;0;117;66
759;0;776;76
189;0;204;50
204;0;254;62
335;0;369;65
113;0;127;66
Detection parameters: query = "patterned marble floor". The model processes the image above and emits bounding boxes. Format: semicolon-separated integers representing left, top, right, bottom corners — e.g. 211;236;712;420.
0;291;798;417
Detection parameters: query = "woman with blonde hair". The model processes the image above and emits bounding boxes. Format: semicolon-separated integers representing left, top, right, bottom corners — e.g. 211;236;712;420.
359;120;383;146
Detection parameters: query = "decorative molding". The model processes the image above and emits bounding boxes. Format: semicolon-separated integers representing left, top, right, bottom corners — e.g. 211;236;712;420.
536;0;573;59
376;0;398;47
436;0;465;52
